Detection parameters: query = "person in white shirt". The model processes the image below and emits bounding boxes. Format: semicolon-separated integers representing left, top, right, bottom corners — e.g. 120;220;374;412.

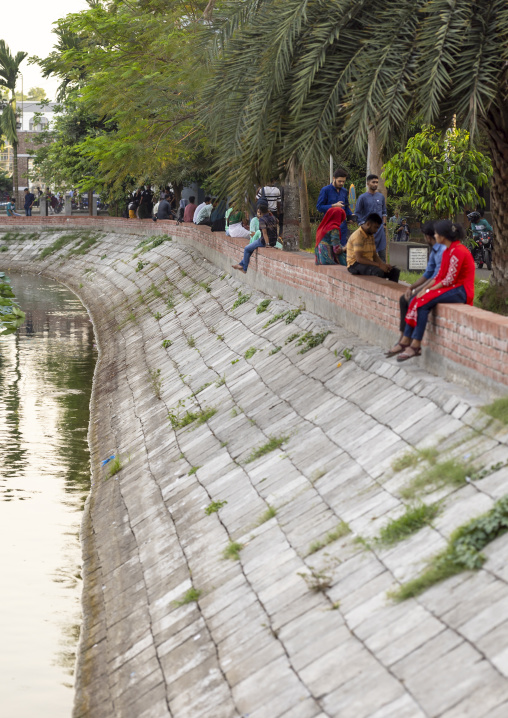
193;196;214;226
256;181;281;214
227;210;250;239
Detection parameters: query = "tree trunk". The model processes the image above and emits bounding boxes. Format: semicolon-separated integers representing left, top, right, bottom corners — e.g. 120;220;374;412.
282;160;300;251
367;127;387;198
88;189;93;216
13;142;19;205
485;108;508;292
299;167;312;249
173;183;183;206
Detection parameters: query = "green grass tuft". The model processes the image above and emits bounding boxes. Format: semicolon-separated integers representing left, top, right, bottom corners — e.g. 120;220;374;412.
482;397;508;425
173;587;202;607
168;406;217;430
232;290;251;310
222;541;243;560
390;494;508;601
296;331;331;353
256;299;271;314
308;521;351;554
187;336;196;348
108;456;122;478
375;503;439;546
244;346;257;359
400;459;470;499
162;339;172;348
246;435;288;463
205;500;228;515
269;346;282;355
258;505;277;524
188;466;201;475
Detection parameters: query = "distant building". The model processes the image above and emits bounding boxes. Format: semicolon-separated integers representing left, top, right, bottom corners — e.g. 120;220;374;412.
0;102;59;195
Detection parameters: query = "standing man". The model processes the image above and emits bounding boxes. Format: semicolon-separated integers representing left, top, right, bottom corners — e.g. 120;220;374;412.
355;174;388;261
23;188;35;216
316;168;353;246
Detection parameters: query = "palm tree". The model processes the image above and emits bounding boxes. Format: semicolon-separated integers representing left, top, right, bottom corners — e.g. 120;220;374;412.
205;0;508;291
0;41;28;202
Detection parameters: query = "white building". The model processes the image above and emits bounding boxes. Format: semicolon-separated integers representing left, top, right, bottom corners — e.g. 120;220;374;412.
17;101;58;132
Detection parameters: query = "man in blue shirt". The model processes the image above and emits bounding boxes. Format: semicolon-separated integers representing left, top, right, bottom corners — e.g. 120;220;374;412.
386;221;446;357
316;168;353;246
355;174;388;261
23;188;35;216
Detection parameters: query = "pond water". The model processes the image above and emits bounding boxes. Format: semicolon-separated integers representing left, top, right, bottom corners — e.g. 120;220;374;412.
0;273;96;717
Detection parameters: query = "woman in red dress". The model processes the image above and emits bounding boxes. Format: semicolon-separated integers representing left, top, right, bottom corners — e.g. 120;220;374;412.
395;220;475;361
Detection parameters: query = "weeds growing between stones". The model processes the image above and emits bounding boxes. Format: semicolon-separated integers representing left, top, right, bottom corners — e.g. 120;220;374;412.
232;290;250;310
162;339;172;348
258;505;277;524
223;541;243;560
173;587;202;607
308;521;351;555
390;494;508;601
244;346;257;359
205;500;227;515
246;435;288;463
148;368;163;399
375;503;439;546
168;405;217;430
108;456;122;478
482;397;508;425
256;299;271;314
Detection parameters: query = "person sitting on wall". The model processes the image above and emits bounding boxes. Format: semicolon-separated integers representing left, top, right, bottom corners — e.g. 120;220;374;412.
346;213;400;282
227;210;251;239
183;196;197;222
157;195;174;220
232;204;277;273
394;220;475;362
315;206;347;265
193;196;214;226
6;197;22;217
386;221;445;356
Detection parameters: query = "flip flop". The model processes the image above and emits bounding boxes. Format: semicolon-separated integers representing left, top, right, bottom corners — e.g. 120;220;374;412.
397;346;422;362
385;343;409;357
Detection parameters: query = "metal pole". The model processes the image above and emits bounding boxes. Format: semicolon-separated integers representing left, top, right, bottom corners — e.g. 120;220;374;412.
329;155;333;184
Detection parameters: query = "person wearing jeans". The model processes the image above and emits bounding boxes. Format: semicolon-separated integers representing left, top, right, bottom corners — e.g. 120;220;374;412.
232;204;277;273
24;188;35;216
395;220;475;362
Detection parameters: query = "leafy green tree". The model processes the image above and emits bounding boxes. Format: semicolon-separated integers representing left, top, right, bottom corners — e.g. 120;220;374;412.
15;86;48;102
0;41;28;199
383;126;492;219
204;0;508;288
32;0;215;202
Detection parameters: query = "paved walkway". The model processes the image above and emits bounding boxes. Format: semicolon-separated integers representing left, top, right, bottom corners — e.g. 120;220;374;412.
2;229;508;718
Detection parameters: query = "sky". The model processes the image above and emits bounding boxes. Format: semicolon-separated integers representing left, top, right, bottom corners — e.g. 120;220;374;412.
2;0;89;100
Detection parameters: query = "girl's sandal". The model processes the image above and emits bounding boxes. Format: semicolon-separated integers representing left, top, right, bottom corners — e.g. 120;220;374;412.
386;343;409;357
397;346;422;362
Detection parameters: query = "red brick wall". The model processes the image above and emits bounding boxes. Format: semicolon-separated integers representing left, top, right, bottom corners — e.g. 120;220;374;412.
1;215;507;391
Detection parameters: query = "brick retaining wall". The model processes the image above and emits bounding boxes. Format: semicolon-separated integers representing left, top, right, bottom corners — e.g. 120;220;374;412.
1;215;507;393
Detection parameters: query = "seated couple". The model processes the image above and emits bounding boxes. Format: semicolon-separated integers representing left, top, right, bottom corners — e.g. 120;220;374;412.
387;220;475;361
232;204;277;273
315;208;400;282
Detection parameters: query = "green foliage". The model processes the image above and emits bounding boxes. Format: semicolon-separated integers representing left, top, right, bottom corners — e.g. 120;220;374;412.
148;368;163;399
269;346;282;355
187;336;196;348
383;126;492;219
205;499;228;515
39;232;82;259
375;503;439;546
296;331;331;354
308;521;351;554
256;299;271;314
482;398;508;425
168;405;217;430
188;466;200;475
173;587;202;607
199;281;211;293
298;568;332;593
246;435;288;463
136;260;148;272
400;459;470;499
263;312;286;328
222;541;243;560
108;456;122;478
285;333;300;344
285;308;301;324
244;346;257;359
258;505;277;524
193;382;211;395
391;495;508;601
232;290;250;310
343;348;353;361
0;272;25;335
215;374;226;387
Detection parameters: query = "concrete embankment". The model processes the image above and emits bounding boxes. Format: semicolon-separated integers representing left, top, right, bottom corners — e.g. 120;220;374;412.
2;226;508;718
